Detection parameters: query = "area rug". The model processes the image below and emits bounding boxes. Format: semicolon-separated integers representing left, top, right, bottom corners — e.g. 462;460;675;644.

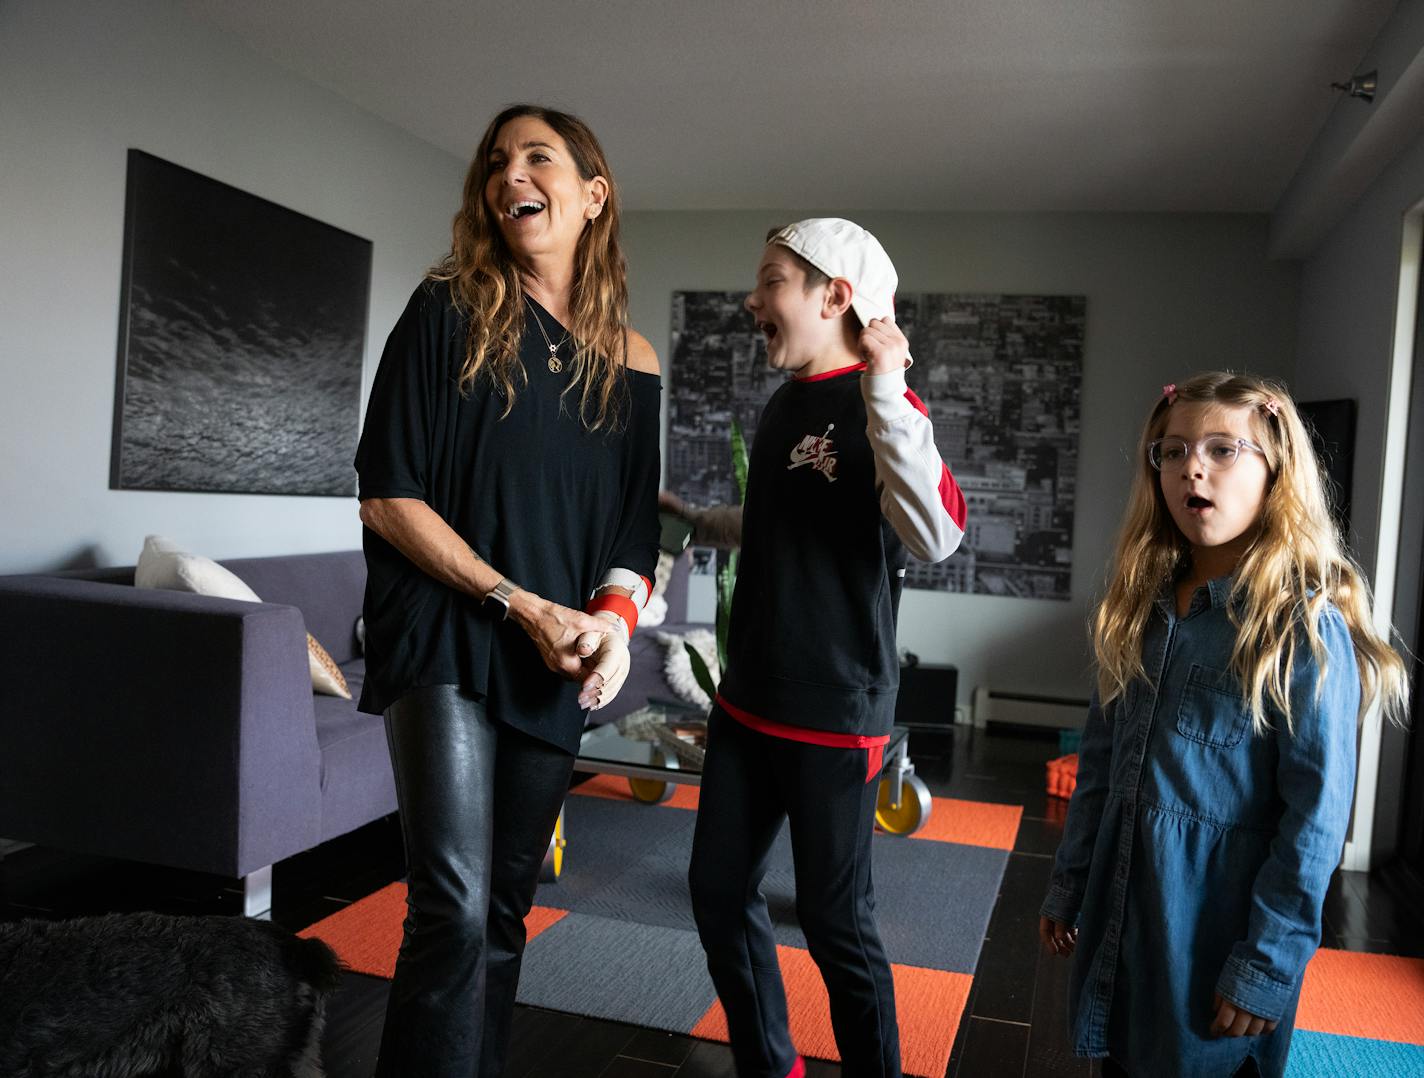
1285;948;1424;1076
303;776;1023;1078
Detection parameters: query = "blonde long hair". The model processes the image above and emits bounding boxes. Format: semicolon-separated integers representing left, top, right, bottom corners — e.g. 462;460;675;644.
1093;371;1408;733
430;104;630;430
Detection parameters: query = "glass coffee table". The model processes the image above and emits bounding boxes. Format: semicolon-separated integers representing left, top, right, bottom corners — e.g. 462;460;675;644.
577;700;712;803
542;701;933;881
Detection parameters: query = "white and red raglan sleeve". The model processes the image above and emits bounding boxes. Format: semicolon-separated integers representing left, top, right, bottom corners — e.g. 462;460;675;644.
860;365;967;563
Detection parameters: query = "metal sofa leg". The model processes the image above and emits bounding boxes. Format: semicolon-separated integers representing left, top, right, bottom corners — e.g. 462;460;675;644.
243;864;273;919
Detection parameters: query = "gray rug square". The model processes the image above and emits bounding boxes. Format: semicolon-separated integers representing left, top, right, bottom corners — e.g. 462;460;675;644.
534;793;696;909
515;912;718;1031
541;794;1007;974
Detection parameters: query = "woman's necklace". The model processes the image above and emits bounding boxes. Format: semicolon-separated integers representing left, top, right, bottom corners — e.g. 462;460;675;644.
524;295;571;374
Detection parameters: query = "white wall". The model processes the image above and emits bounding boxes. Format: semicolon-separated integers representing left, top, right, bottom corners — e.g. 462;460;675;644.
0;0;465;575
1294;127;1424;585
1292;127;1424;863
622;211;1300;706
0;3;1307;714
1277;0;1424;868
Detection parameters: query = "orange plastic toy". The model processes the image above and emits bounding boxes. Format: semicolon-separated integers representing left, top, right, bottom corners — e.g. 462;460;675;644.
1047;753;1078;799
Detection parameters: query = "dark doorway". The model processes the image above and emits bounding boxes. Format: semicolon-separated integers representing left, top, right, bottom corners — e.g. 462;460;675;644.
1401;565;1424;870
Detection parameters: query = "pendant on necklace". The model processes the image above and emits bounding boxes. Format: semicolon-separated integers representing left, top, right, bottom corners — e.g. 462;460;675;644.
547;348;563;374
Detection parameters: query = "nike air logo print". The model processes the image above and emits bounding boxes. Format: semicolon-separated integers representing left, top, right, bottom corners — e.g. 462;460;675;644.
788;423;838;482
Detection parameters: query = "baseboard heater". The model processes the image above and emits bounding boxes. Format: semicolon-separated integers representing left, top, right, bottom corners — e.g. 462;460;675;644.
971;687;1089;730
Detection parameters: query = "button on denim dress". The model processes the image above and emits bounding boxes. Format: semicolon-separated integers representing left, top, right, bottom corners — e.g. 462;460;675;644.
1041;578;1360;1078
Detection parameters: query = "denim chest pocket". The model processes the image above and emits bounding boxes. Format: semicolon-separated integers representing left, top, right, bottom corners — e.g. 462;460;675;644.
1176;664;1251;748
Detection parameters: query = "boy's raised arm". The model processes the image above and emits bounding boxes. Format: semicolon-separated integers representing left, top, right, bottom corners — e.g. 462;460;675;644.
858;319;966;563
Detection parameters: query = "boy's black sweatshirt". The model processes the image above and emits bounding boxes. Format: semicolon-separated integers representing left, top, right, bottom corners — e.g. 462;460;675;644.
718;366;909;738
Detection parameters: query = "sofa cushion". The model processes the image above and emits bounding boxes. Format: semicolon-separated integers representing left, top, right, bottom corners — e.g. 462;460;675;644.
222;551;366;665
314;659;396;840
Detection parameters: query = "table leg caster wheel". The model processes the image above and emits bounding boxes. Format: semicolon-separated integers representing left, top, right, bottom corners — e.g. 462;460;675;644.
875;773;932;835
628;747;678;803
539;806;566;882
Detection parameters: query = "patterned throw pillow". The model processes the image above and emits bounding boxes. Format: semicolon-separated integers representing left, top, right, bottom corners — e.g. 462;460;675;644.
307;634;351;699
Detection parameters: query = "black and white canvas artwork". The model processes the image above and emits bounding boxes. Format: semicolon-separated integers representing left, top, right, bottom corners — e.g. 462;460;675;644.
111;150;371;496
667;291;1086;600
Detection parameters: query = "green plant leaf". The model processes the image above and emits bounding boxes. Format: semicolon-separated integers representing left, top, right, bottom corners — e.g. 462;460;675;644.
685;641;718;702
717;553;738;671
716;594;729;674
730;418;749;504
718;550;739;611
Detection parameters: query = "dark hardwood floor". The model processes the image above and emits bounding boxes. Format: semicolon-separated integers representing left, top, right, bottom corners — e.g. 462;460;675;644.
4;724;1421;1077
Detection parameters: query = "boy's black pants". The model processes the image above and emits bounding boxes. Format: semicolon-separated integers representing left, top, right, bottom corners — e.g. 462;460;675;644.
688;706;902;1078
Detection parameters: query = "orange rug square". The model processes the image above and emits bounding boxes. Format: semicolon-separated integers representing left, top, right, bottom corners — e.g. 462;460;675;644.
1296;947;1424;1044
300;882;567;979
571;771;702;810
690;944;972;1078
574;773;1022;850
910;796;1022;850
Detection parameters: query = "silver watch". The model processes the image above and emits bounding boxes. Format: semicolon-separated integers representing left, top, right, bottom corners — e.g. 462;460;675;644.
485;576;522;619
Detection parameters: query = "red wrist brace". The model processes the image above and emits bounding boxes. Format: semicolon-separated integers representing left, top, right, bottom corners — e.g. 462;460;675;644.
587;593;639;637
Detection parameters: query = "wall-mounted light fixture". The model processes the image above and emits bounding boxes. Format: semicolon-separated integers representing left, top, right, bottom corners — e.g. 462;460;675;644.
1331;69;1377;103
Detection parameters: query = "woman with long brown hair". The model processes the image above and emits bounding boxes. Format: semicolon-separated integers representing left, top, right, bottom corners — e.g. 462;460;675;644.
354;104;661;1076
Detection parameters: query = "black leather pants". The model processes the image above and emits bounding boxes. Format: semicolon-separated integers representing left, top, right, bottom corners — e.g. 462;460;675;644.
375;685;575;1078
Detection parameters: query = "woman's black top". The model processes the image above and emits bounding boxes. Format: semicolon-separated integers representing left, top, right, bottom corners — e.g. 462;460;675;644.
353;280;661;753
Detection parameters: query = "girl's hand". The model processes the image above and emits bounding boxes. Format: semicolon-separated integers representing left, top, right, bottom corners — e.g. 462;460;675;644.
858;317;911;376
1210;992;1278;1038
508;592;610;680
1038;915;1077;957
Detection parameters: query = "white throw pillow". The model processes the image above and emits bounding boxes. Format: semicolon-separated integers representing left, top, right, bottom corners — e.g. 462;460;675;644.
134;535;351;699
135;535;260;602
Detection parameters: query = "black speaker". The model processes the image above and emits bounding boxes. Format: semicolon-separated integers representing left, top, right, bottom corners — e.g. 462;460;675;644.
895;663;959;729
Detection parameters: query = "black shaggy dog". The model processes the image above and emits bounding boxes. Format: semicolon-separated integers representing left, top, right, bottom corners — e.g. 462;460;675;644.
0;911;342;1077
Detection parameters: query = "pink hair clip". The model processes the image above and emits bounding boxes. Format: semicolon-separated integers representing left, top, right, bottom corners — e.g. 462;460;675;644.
1261;398;1280;417
1161;383;1178;405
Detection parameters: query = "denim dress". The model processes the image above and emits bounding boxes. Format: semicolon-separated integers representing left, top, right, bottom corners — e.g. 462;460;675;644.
1041;578;1360;1077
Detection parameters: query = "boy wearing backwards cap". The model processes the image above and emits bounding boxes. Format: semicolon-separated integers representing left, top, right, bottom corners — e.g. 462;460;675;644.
684;219;966;1078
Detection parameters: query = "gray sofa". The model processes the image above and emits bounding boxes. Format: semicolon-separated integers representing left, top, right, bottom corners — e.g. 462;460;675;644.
0;548;707;915
0;550;389;916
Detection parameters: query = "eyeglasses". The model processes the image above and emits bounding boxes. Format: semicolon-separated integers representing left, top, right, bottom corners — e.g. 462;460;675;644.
1148;436;1265;472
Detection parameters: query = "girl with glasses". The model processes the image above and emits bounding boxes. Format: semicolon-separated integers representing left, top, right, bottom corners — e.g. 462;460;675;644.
1037;372;1408;1077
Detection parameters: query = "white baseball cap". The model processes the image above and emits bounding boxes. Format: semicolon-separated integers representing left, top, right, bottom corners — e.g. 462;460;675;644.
768;218;897;326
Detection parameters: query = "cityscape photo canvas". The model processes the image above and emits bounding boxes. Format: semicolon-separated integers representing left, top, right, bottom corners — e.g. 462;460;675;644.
110;150;371;496
668;291;1085;600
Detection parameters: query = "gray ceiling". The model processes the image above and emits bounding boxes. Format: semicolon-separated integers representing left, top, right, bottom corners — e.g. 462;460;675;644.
179;0;1396;213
